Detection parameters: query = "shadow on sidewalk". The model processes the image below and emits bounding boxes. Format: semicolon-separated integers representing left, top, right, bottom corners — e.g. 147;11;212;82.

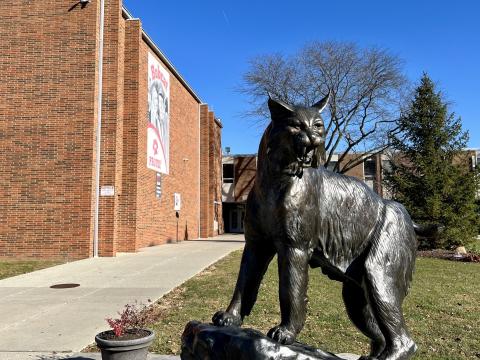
184;239;245;243
36;356;95;360
34;355;179;360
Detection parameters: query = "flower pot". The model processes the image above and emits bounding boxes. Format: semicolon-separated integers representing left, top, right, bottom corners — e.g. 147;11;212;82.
95;329;155;360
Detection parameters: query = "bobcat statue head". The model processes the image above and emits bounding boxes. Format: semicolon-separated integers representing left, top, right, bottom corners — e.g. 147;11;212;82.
264;92;330;178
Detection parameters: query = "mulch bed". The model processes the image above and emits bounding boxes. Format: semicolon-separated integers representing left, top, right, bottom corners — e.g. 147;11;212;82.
418;249;480;263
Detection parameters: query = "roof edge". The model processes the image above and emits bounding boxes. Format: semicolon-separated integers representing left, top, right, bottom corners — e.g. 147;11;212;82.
122;6;203;104
214;117;223;128
222;153;258;158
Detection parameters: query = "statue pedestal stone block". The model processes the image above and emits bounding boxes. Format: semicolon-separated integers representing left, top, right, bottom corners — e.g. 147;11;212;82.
181;321;359;360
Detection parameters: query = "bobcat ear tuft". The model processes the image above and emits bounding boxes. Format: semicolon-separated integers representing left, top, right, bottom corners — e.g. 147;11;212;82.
268;95;294;120
312;91;331;114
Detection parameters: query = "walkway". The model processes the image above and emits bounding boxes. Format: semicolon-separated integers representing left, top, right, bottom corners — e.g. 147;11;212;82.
0;234;244;358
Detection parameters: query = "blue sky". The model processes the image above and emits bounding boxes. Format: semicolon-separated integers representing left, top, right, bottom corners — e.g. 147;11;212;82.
124;0;480;154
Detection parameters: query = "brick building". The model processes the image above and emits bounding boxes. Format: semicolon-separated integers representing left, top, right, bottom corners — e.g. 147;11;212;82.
0;0;223;259
222;155;257;233
221;153;383;233
222;150;480;233
200;108;224;238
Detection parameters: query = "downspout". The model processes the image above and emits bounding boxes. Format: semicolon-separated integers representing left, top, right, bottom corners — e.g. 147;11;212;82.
93;0;106;257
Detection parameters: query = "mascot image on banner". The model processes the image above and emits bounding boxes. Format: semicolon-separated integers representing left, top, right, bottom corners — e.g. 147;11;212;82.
147;53;170;174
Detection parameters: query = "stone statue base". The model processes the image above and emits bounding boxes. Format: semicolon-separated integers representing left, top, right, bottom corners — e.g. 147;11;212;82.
181;321;359;360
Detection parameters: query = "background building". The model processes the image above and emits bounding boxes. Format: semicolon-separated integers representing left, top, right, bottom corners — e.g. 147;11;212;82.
222;150;480;233
222;155;256;233
0;0;223;259
221;153;385;233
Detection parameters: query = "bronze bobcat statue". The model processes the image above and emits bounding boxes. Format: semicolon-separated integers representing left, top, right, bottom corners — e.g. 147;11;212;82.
213;94;437;360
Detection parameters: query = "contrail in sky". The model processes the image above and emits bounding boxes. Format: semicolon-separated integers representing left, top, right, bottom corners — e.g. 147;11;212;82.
222;10;230;25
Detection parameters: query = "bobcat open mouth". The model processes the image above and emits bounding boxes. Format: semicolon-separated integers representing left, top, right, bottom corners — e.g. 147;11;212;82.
297;149;314;168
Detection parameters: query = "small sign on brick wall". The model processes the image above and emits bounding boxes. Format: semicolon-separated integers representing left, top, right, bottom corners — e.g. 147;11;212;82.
174;193;181;211
100;186;115;197
155;172;162;199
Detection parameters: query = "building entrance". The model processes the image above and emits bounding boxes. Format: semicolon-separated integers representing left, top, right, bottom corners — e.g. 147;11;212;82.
223;203;246;233
229;207;245;233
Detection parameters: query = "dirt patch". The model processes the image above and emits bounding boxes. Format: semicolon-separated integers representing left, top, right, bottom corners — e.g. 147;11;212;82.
418;249;480;263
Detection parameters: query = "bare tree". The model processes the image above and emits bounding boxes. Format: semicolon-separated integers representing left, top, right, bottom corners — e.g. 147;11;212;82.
240;41;409;173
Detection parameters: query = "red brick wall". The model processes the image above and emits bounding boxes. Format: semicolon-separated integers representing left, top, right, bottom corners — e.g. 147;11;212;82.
207;112;215;238
200;108;224;237
0;0;99;259
97;0;124;257
116;19;141;252
215;119;224;235
340;154;365;180
134;41;200;247
0;0;220;258
210;118;224;236
234;156;257;203
199;105;210;238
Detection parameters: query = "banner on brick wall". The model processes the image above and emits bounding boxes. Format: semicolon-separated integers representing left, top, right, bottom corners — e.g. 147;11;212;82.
147;53;170;174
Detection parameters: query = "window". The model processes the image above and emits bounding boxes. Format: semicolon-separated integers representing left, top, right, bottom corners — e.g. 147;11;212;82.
472;154;479;170
364;159;376;181
223;164;234;183
364;158;376;191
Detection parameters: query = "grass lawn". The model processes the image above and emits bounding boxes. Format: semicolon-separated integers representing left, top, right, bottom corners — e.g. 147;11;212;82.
147;250;479;359
0;260;64;280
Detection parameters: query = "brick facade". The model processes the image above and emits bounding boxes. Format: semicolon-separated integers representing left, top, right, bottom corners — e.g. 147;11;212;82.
200;108;224;238
0;0;222;259
199;105;210;238
97;0;124;257
340;154;365;179
211;118;224;236
0;0;99;259
221;153;384;233
133;40;202;248
234;156;256;202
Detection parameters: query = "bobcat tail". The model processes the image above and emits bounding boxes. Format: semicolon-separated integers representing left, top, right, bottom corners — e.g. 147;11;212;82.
413;223;444;238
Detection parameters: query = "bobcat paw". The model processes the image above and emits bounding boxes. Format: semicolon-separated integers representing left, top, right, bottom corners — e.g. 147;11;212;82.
212;311;242;327
267;325;295;345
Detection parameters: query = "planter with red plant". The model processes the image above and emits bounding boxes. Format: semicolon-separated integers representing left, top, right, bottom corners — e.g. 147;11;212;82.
95;303;155;360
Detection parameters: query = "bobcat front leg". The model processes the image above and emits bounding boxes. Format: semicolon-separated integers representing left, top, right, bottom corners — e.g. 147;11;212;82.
268;246;309;345
212;241;274;327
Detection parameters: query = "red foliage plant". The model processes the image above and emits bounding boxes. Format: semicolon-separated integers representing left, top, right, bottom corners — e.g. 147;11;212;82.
106;301;153;337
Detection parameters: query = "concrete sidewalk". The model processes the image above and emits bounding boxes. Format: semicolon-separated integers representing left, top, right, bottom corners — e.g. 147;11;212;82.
0;234;244;358
0;353;357;360
0;353;179;360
